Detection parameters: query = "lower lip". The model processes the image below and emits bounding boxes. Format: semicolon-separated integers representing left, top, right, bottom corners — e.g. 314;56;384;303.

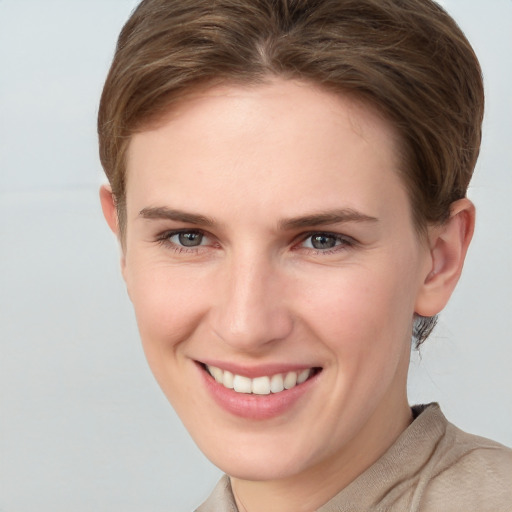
198;364;320;420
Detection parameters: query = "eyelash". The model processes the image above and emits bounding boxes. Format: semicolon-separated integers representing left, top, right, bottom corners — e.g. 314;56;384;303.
296;231;356;255
155;229;213;254
155;229;356;255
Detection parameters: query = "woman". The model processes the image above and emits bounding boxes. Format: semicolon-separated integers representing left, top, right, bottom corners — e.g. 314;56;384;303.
98;0;512;510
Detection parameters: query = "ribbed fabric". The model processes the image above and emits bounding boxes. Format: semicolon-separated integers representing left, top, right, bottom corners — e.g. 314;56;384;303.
196;404;512;512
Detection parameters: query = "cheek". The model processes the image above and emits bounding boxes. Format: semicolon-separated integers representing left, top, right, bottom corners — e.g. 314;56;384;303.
126;264;207;358
125;265;214;415
295;259;418;360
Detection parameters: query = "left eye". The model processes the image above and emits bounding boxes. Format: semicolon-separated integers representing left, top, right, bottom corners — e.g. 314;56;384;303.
169;231;206;247
302;233;345;250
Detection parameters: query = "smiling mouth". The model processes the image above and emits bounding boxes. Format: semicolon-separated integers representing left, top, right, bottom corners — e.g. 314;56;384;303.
203;364;321;395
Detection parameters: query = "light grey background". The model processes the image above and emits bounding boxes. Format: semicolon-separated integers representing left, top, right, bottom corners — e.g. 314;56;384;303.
0;1;510;511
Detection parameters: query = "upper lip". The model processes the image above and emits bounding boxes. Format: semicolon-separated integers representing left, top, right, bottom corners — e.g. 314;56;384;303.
197;360;321;378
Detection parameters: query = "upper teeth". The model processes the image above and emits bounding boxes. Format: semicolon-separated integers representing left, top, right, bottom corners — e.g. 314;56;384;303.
206;365;313;395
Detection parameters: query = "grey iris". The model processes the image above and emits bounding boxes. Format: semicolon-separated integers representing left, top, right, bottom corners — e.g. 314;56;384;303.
179;232;203;246
311;234;337;249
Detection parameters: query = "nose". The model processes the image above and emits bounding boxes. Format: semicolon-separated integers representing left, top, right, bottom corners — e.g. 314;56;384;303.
209;251;294;353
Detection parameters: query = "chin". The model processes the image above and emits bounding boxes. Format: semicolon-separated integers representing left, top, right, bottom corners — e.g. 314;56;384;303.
193;427;320;482
211;452;304;482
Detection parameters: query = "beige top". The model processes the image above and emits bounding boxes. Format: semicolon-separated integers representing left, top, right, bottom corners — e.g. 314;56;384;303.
196;404;512;512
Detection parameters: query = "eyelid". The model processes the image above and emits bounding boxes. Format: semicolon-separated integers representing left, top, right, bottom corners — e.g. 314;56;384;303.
155;228;216;250
295;231;357;251
154;228;356;254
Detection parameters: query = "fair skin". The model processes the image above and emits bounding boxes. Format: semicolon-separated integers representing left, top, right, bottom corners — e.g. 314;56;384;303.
101;79;474;512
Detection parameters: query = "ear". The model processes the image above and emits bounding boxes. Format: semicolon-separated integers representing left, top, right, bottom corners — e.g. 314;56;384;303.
99;184;119;235
415;198;475;317
99;184;127;275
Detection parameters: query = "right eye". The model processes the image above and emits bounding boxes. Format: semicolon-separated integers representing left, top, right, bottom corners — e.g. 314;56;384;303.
169;231;206;247
156;229;215;252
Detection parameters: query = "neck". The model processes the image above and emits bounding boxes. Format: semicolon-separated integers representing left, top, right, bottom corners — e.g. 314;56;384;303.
230;398;412;512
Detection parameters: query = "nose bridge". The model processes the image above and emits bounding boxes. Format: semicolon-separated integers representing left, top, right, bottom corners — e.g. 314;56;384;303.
212;246;292;351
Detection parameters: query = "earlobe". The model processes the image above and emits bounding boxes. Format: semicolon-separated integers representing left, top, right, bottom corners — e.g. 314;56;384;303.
415;198;475;317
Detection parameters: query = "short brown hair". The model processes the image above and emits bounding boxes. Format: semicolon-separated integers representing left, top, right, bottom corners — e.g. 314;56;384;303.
98;0;484;344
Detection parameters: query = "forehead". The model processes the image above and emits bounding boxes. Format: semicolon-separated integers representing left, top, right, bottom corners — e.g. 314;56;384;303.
131;79;399;160
125;79;408;223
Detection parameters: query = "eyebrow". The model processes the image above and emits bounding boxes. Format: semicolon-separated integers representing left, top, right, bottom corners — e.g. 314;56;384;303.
139;206;377;230
279;209;378;230
139;207;215;226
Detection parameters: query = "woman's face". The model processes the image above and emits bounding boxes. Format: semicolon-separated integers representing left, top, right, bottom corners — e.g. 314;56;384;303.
120;80;433;483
